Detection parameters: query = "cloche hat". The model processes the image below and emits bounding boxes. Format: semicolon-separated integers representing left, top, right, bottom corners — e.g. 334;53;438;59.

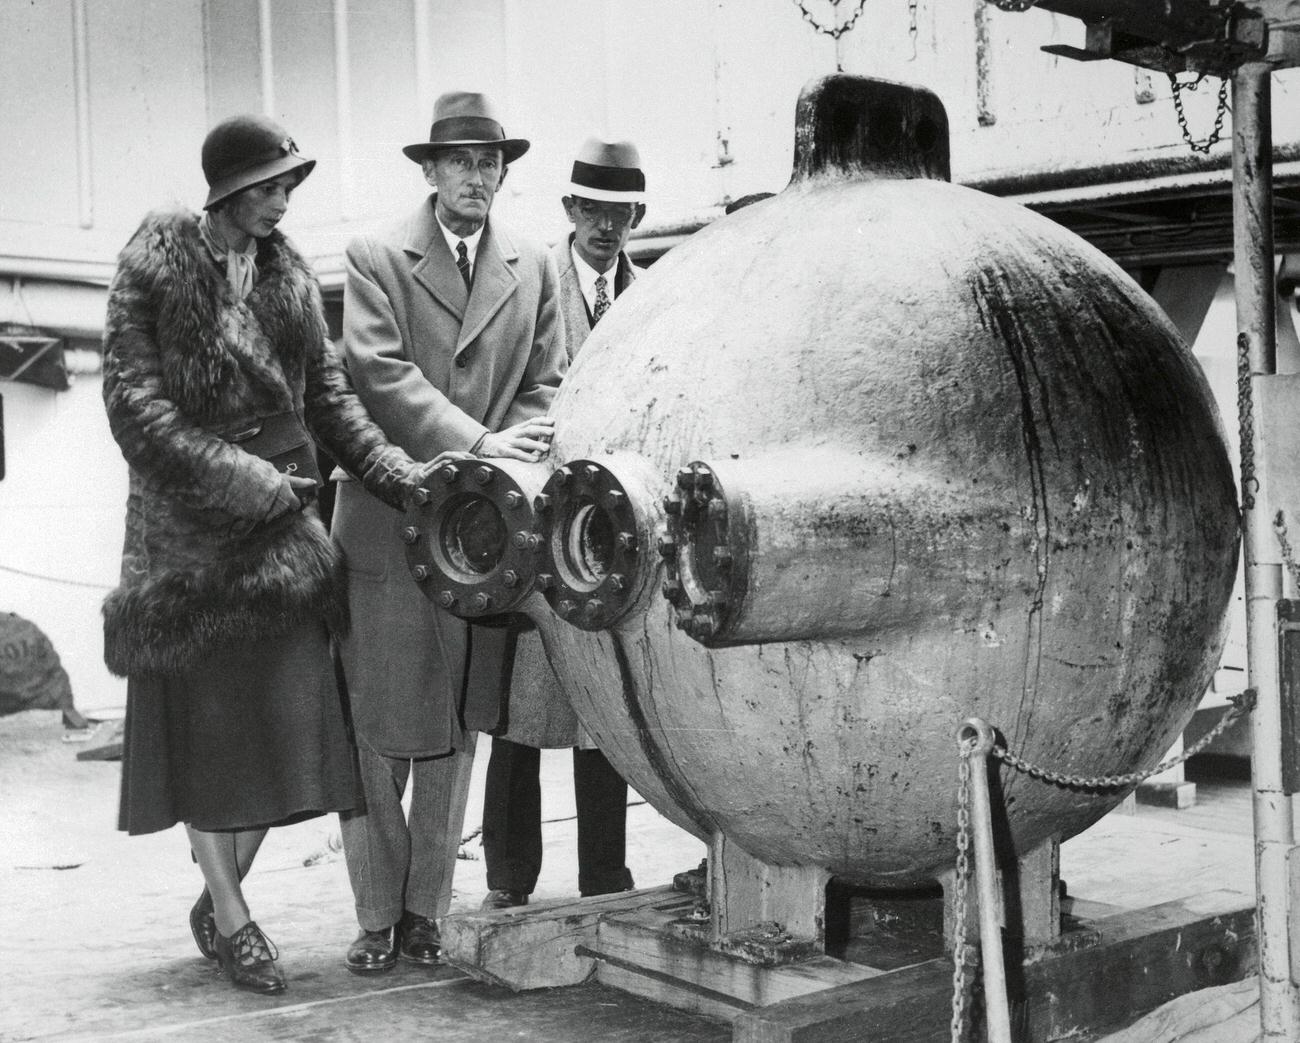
566;137;645;203
201;114;315;211
402;92;530;164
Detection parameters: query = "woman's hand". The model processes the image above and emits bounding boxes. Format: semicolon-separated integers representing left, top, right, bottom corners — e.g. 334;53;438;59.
287;474;319;507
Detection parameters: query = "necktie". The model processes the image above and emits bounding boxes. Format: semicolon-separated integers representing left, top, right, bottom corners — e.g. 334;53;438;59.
593;274;611;323
456;241;472;290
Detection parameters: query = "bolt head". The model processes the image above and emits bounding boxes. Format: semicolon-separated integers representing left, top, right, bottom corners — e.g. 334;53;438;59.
584;464;601;483
534;493;552;512
606;489;626;508
401;526;421;544
474;466;494;486
608;573;626;592
535;572;554;591
558;599;576;616
472;592;493;611
663;496;682;515
616;531;637;551
707;499;727;520
676;466;695;489
505;490;523;509
554;467;572;486
437;590;456;609
439;464;459;484
502;569;519;588
662;579;684;605
583;599;603;618
511;530;531;549
657;537;677;558
412;565;431;581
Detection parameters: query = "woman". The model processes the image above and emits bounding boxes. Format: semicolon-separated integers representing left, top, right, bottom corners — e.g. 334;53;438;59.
101;115;450;995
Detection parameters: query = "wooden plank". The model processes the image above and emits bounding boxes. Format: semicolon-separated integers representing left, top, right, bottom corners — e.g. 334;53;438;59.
733;890;1256;1042
591;903;882;1022
440;885;691;990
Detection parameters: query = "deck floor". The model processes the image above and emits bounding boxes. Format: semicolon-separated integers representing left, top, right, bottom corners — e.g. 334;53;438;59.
0;709;1279;1042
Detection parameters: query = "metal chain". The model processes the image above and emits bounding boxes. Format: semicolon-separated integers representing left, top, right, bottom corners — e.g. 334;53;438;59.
985;0;1038;11
789;0;870;39
950;689;1254;1037
951;742;974;1043
1237;332;1258;511
992;688;1255;790
1276;512;1300;591
908;0;919;59
1168;74;1231;154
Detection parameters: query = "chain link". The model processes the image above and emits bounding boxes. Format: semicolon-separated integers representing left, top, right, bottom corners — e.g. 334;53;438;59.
1276;512;1300;591
789;0;870;40
985;0;1038;11
951;742;974;1043
908;0;919;60
992;688;1255;790
1237;332;1258;511
1168;73;1230;155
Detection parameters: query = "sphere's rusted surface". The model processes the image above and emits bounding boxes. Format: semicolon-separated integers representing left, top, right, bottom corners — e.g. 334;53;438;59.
533;172;1238;886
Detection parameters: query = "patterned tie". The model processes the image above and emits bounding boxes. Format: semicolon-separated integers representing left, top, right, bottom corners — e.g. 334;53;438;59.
456;241;472;290
593;274;611;323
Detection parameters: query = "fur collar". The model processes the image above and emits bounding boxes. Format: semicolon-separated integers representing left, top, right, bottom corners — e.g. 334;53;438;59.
113;207;328;421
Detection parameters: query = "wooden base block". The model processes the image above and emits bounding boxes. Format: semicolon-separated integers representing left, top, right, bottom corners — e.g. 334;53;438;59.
589;900;881;1022
439;886;685;990
1136;780;1198;809
732;889;1255;1042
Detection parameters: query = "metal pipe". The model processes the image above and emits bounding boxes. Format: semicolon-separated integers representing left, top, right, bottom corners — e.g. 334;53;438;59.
1233;61;1300;1041
959;718;1013;1043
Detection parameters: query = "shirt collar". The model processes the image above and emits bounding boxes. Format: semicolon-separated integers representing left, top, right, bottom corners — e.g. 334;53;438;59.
436;212;485;267
570;243;620;309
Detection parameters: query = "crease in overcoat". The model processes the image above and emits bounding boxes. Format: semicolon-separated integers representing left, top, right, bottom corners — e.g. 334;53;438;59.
101;207;420;679
488;237;644;750
332;195;568;759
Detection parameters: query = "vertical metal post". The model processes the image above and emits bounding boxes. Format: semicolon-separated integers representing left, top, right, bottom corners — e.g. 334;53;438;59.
1233;61;1300;1041
960;719;1013;1043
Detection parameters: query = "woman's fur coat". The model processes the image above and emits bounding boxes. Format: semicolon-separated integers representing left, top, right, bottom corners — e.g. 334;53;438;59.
101;207;418;677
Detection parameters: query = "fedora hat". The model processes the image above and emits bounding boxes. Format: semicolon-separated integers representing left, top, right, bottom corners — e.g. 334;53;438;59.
202;114;315;211
566;137;645;203
402;92;530;164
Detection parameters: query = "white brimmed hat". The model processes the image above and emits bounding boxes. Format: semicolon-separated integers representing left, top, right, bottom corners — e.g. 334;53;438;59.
566;137;645;203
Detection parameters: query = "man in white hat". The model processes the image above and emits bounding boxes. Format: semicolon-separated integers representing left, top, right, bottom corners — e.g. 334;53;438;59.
477;138;646;911
331;91;567;974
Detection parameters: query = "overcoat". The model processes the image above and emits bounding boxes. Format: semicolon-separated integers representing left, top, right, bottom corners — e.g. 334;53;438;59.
101;207;419;679
492;239;642;749
333;196;567;758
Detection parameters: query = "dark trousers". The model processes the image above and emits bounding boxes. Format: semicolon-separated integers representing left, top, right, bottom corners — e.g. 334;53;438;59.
481;736;635;897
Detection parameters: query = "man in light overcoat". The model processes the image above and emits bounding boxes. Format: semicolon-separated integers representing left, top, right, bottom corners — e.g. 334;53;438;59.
478;138;647;910
332;91;566;974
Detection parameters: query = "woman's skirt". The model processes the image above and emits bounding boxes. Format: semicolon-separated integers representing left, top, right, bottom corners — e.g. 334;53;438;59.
117;621;357;835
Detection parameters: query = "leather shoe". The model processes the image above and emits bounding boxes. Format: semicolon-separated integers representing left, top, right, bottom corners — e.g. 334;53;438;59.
190;890;217;960
480;889;529;911
214;921;286;995
345;927;396;975
397;911;441;965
